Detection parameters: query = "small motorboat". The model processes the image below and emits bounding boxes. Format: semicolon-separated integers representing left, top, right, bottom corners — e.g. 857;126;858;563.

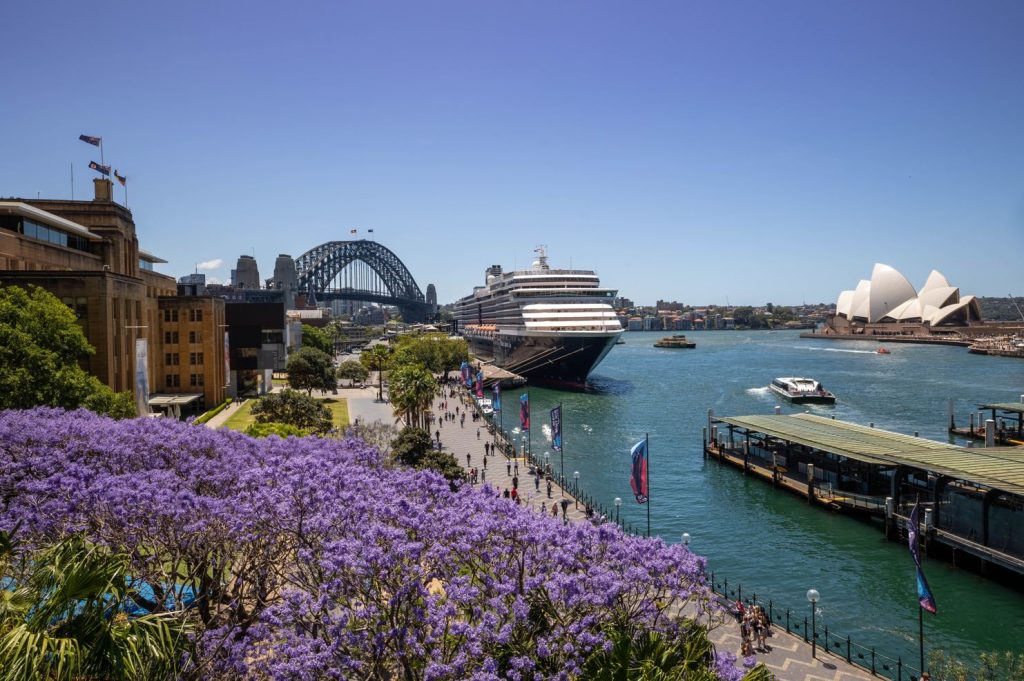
877;347;891;355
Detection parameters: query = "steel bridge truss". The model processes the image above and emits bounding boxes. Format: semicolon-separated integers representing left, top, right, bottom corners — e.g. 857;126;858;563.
295;240;430;322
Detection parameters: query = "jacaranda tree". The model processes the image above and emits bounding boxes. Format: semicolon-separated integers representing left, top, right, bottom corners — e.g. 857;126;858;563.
0;408;762;680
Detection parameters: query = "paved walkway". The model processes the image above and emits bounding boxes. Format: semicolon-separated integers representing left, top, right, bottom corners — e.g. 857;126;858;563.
203;399;247;429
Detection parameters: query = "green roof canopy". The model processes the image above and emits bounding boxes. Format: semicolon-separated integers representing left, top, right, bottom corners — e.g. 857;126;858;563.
979;403;1024;416
714;413;1024;496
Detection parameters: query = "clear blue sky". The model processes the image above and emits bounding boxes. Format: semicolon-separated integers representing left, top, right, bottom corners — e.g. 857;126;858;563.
3;0;1022;306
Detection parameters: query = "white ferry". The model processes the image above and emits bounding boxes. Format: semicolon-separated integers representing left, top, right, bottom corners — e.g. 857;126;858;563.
452;247;623;388
769;377;837;404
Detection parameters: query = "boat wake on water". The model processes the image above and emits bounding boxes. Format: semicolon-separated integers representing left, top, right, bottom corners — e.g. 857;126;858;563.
797;346;876;355
745;386;771;396
541;424;552;443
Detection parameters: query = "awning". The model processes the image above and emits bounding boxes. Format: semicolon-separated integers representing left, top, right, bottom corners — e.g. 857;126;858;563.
148;393;204;407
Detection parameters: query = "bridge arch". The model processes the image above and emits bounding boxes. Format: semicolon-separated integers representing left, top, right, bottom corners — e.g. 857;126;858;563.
294;240;430;322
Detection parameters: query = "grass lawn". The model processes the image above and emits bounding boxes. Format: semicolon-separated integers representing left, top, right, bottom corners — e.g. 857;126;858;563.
219;400;256;432
272;377;289;387
322;398;349;430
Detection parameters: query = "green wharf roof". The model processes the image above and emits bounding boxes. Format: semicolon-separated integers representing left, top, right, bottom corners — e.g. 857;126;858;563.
979;403;1024;415
714;413;1024;496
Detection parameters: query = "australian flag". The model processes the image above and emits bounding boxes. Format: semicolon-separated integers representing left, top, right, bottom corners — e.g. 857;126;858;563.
79;134;101;146
492;383;501;412
520;393;530;431
550;405;562;452
88;161;111;176
908;500;938;614
630;438;648;504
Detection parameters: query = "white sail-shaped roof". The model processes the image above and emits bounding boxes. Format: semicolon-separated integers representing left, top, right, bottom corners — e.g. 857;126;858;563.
836;290;855;318
920;270;951;293
918;285;959;311
885;298;922;321
850;280;872;321
869;263;917;323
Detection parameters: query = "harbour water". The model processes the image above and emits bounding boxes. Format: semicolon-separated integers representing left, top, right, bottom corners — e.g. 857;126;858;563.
500;330;1024;666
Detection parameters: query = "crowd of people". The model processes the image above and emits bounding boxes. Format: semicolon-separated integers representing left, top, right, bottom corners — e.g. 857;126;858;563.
736;601;772;656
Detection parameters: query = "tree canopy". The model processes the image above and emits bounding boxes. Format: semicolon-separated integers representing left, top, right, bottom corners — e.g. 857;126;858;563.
0;284;135;416
336;359;369;384
286;347;337;395
300;323;334;357
250;389;333;433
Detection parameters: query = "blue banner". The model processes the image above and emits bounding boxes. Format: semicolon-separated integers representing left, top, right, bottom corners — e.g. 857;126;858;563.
492;383;501;412
520;393;530;430
460;361;471;387
550;406;562;452
908;501;937;613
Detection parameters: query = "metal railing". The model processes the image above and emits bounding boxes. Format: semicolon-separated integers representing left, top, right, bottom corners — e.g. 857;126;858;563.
707;571;922;681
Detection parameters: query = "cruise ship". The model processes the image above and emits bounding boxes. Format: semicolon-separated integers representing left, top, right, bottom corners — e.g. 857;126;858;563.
453;248;623;387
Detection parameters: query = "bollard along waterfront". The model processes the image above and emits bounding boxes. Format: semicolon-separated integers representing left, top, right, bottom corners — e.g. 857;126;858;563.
493;329;1024;668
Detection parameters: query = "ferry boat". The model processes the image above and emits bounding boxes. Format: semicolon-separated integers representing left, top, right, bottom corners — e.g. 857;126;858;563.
452;247;623;388
769;377;836;404
654;335;696;348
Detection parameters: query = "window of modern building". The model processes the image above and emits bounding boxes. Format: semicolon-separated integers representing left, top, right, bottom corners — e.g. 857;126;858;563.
139;259;154;271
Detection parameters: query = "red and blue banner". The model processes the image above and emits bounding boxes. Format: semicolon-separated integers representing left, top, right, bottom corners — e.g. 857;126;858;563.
630;438;648;504
460;361;471;387
550;406;562;452
492;383;501;412
475;371;484;398
907;500;937;614
520;393;530;430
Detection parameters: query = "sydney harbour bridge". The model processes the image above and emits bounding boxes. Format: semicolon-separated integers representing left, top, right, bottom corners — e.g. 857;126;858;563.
294;240;437;323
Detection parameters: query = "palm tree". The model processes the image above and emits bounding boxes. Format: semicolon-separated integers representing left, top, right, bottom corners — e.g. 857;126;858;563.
360;344;392;403
389;364;437;429
0;529;190;680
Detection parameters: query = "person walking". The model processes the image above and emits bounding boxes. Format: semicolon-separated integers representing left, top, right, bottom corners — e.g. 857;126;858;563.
482;455;487;470
546;478;553;498
506;462;512;476
477;427;480;440
466;453;471;467
534;474;541;491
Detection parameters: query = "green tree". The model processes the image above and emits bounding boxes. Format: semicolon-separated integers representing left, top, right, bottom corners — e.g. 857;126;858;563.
417;450;465;487
337;359;369;385
391;427;434;467
0;284;98;410
390;333;468;374
82;384;137;420
300;324;334;357
389;364;437;429
360;344;392;403
0;528;190;680
250;389;333;434
286;347;337;396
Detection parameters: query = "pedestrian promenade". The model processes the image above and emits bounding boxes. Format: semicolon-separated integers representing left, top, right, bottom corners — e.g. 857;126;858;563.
438;384;877;681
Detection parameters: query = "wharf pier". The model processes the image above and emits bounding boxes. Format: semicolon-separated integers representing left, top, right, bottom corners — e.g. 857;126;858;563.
703;412;1024;583
948;400;1024;446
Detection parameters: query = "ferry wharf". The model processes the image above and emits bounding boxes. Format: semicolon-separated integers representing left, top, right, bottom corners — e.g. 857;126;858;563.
947;399;1024;446
704;411;1024;582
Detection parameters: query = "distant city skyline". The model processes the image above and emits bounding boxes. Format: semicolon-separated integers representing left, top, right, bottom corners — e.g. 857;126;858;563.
2;1;1022;306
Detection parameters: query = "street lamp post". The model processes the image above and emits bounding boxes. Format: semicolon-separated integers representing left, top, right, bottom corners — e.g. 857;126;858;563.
544;451;551;475
806;588;820;658
614;497;622;527
573;471;580;509
682;532;691;548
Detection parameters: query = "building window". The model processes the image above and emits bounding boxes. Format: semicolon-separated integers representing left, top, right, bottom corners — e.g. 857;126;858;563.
189;309;204;322
189;352;204;365
165;374;180;388
164;331;179;344
163;309;179;323
189;330;202;343
164;352;179;366
190;373;205;387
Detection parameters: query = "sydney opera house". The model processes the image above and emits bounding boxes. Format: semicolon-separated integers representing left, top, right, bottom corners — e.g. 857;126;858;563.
825;263;982;336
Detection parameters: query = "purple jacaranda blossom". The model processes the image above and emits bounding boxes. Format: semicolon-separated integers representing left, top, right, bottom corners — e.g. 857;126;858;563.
0;408;737;680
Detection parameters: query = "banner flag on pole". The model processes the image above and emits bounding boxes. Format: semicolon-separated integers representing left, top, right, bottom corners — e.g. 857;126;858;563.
114;170;127;186
89;161;111;176
908;500;938;614
475;371;484;398
550;405;562;451
520;393;530;430
630;438;649;504
492;383;501;412
460;361;471;388
79;134;102;146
